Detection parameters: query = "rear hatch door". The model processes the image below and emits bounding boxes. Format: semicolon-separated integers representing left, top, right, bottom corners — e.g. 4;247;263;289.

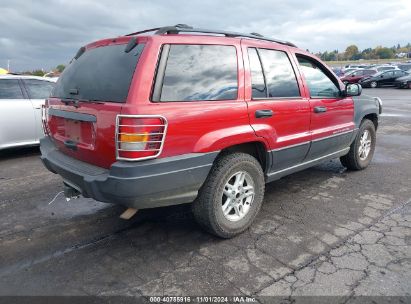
46;40;145;168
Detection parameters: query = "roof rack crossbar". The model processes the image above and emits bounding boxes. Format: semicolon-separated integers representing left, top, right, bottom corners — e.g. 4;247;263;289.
126;24;297;47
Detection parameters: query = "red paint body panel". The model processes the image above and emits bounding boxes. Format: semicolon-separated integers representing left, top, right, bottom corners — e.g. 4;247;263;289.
288;50;355;139
47;98;122;167
340;74;364;84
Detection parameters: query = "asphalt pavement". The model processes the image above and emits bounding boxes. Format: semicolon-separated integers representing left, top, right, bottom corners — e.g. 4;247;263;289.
0;88;410;301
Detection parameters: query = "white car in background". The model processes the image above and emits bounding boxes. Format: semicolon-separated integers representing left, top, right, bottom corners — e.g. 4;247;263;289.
0;75;56;150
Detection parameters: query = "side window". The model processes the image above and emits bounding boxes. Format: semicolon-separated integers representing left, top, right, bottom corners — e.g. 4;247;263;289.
297;56;340;98
0;79;24;99
384;71;394;77
247;48;267;98
158;44;238;101
23;79;55;99
258;49;300;98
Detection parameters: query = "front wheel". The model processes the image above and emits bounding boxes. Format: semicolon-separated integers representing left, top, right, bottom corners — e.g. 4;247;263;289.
340;119;376;170
192;152;265;238
370;81;378;88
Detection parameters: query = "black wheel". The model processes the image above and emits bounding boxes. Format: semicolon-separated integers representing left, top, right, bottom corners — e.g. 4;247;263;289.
340;119;376;170
192;152;265;238
370;81;378;88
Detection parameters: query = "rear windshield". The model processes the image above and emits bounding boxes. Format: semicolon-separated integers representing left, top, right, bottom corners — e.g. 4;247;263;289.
52;43;144;102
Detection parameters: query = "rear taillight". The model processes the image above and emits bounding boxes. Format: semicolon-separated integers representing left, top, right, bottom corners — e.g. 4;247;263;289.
41;104;50;136
115;115;168;161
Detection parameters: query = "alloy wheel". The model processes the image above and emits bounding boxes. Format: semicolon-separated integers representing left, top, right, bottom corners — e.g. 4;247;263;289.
358;129;372;160
221;171;255;222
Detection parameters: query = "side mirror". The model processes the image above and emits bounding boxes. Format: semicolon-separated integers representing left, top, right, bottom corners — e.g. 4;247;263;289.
380;75;384;78
345;83;362;97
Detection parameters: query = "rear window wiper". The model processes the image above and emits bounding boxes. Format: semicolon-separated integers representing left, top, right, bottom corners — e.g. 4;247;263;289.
61;98;80;108
61;98;105;106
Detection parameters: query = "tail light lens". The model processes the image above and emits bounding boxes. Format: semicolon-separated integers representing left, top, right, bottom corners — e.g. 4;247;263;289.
115;115;168;161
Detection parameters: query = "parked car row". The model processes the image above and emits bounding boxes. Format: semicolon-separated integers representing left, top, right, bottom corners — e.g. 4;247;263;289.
360;69;410;88
334;63;411;89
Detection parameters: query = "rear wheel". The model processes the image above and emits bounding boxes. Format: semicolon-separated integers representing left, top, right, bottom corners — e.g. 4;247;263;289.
192;152;264;238
370;81;378;88
340;119;376;170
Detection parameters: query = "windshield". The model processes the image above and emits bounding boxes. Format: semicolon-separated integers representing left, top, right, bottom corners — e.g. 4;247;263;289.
52;43;144;103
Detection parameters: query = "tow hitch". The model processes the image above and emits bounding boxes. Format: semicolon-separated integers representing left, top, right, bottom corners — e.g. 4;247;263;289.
63;183;81;201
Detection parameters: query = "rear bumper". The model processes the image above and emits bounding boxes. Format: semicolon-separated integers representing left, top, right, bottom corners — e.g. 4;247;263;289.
40;137;217;209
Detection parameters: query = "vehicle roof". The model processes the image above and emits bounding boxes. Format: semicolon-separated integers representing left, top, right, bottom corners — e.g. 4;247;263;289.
0;75;57;82
84;33;303;58
126;24;297;47
84;25;299;53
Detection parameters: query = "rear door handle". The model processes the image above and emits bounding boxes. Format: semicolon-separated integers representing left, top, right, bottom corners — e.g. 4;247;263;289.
255;109;274;118
314;106;327;113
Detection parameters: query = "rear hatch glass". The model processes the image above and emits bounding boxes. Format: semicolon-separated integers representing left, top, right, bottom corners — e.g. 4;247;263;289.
47;42;145;168
52;43;144;102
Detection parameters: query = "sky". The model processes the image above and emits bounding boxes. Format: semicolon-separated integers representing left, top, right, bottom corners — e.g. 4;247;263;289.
1;0;410;72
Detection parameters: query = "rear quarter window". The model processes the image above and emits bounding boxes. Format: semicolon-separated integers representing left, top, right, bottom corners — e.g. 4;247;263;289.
156;44;238;102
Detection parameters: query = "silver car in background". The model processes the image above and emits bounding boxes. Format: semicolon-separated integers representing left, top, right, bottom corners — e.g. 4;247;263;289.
0;75;56;150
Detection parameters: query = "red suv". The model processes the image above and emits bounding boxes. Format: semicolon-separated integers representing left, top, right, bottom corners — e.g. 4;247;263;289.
41;25;382;238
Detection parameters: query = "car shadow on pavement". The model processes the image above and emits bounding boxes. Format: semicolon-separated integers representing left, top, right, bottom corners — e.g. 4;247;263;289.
0;146;40;161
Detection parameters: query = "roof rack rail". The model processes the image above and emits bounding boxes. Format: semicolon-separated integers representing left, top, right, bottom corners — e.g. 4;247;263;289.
125;27;162;36
125;24;297;47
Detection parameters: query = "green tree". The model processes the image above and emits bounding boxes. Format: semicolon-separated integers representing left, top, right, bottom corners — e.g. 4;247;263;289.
56;64;65;73
344;45;359;60
361;48;374;60
375;47;394;59
32;70;45;76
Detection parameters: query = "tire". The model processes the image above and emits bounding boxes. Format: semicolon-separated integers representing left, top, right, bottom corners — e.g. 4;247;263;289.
340;119;376;170
192;152;265;238
370;81;378;88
